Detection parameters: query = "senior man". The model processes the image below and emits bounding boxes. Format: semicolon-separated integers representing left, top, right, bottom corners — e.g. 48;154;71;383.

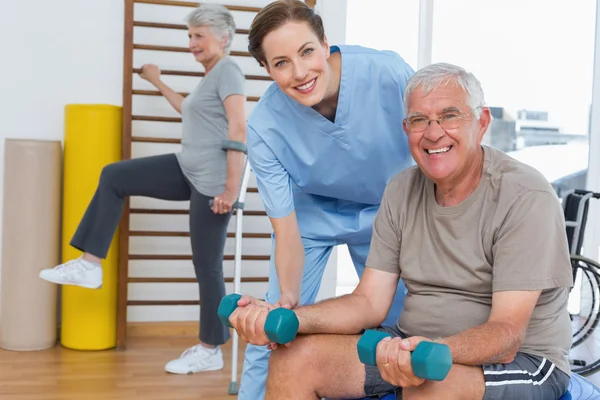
229;62;573;400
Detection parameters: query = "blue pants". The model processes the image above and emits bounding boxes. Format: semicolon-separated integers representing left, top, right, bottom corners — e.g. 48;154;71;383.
238;237;407;400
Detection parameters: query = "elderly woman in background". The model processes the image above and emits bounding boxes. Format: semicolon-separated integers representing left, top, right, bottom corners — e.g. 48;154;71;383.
39;3;247;374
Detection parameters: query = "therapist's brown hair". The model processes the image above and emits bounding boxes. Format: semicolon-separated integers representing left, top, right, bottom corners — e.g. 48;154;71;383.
248;0;325;67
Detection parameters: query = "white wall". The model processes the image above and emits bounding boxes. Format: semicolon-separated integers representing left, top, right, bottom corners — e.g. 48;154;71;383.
0;0;344;323
0;0;125;317
345;0;420;71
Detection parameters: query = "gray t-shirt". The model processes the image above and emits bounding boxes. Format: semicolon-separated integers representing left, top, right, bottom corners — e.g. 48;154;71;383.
367;145;573;375
176;56;246;196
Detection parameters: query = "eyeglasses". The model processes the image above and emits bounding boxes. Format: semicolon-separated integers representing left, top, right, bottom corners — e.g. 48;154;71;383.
404;107;482;133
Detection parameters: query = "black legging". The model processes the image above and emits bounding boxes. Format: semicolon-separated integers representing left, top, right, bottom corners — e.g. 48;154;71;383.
70;153;232;346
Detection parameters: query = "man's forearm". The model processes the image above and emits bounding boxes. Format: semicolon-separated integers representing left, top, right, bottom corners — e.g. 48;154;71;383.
436;321;523;366
295;293;383;335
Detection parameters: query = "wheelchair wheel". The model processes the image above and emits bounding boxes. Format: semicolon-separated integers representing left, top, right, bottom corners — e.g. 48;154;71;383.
571;256;600;346
569;255;600;376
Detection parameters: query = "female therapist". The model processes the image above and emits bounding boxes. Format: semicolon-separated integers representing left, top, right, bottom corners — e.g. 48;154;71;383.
239;1;414;398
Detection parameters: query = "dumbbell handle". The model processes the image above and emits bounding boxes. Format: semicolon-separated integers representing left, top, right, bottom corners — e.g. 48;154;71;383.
217;294;299;344
357;330;452;381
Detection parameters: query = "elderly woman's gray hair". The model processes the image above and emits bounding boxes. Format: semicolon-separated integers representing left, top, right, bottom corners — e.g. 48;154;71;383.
403;63;486;119
185;3;236;53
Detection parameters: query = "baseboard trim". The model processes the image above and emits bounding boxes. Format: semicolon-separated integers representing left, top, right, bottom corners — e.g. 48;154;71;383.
127;321;199;338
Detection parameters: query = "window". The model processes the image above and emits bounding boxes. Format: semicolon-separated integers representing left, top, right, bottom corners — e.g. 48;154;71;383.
432;0;596;198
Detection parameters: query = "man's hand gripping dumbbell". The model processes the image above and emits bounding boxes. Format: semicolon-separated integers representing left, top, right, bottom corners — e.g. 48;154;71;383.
218;293;300;349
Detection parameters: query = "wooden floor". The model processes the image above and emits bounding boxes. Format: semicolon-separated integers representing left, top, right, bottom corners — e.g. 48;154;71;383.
4;322;600;399
0;328;248;400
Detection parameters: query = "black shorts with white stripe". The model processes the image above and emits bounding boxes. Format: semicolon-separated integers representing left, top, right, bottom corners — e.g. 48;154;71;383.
482;352;570;400
363;325;571;399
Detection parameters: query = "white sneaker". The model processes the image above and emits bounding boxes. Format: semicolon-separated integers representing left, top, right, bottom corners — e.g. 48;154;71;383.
39;257;103;289
165;344;224;374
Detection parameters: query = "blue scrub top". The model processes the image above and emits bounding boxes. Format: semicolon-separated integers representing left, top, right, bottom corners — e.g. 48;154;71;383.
247;45;415;244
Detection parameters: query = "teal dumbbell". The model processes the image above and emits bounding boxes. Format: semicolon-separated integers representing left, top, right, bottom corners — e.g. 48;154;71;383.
217;294;300;344
357;329;452;381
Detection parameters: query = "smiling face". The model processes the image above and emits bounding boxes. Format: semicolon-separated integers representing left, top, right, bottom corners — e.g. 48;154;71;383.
188;25;226;65
403;82;491;185
261;21;331;107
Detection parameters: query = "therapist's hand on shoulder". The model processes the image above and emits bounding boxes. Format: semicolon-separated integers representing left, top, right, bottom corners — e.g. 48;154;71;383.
229;296;277;347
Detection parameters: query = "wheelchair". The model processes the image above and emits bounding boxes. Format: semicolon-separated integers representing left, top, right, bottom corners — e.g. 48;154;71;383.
563;189;600;376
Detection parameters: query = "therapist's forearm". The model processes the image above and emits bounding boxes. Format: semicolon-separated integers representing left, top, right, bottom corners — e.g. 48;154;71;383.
275;225;304;300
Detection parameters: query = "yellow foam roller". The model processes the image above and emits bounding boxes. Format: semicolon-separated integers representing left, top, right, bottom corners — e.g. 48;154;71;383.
61;104;122;350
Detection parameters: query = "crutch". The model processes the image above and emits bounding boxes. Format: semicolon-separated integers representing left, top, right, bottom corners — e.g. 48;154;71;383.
208;140;251;395
229;156;252;395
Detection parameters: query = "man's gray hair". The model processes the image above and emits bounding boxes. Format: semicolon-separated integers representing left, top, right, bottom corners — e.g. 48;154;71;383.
404;63;485;118
185;3;236;53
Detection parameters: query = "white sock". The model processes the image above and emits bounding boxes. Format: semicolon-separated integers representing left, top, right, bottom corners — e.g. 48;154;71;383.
79;257;101;268
202;345;219;354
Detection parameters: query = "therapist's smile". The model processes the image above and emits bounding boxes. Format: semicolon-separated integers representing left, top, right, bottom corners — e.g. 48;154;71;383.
295;78;317;94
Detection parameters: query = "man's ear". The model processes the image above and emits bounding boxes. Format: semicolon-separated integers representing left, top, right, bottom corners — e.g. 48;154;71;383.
402;118;410;136
477;107;492;143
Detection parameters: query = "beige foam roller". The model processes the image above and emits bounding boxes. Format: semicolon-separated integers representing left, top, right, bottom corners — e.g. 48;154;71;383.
0;139;61;350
